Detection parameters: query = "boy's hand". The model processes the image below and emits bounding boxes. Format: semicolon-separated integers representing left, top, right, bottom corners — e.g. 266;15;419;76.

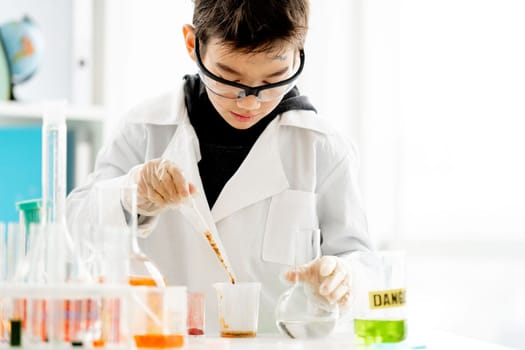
129;159;196;215
285;256;351;309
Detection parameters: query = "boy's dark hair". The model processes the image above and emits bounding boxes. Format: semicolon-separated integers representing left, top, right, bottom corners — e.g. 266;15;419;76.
193;0;309;53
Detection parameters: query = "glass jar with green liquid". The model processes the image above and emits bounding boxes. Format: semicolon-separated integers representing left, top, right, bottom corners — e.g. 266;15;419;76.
350;251;407;345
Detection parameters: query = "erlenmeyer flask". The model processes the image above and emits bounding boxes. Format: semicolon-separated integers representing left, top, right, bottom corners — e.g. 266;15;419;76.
128;232;165;287
122;185;165;287
95;183;165;287
275;229;339;339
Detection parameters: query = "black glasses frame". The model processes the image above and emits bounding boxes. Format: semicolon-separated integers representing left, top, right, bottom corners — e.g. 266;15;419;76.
194;37;305;100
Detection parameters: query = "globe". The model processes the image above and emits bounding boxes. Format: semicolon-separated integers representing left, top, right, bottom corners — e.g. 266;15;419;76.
0;15;45;100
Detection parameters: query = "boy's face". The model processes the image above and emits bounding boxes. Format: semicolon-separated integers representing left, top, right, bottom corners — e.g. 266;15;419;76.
197;39;300;130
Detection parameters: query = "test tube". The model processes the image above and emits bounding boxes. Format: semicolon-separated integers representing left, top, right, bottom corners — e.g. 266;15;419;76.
6;223;24;282
41;102;91;282
187;292;205;335
0;222;6;282
0;223;6;343
41;100;67;226
24;224;47;344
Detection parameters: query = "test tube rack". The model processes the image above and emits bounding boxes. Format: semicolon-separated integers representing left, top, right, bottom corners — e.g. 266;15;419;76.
0;283;134;349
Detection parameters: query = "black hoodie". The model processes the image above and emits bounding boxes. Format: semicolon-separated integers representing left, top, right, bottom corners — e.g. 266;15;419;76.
183;74;316;208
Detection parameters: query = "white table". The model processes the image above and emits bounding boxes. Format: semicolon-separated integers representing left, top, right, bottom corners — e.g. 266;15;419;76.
186;330;514;350
0;331;511;350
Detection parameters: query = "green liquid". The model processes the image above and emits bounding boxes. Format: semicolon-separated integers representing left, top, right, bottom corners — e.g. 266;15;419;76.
354;319;406;345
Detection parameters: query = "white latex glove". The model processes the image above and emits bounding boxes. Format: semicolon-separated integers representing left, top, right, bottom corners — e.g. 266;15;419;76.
285;255;351;309
128;158;197;215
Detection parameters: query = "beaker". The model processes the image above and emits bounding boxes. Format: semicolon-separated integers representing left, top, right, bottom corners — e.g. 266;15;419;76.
213;282;261;338
350;251;407;345
132;286;187;349
275;229;339;339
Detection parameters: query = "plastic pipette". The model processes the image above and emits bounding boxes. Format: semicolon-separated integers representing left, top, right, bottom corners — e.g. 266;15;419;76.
178;197;236;284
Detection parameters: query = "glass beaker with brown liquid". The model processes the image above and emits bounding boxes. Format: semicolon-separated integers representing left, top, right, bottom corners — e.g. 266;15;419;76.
213;282;261;338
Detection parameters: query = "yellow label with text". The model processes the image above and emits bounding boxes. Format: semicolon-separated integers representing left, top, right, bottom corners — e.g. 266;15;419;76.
368;288;406;309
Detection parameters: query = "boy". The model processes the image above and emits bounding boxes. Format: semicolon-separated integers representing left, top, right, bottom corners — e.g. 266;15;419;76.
67;0;371;332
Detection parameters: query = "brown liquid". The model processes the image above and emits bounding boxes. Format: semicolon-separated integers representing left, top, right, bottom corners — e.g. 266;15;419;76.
204;230;236;284
219;316;229;330
220;331;256;338
134;334;184;348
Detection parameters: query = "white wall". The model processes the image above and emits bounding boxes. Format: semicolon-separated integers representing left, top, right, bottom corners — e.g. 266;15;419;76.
93;0;195;136
365;1;525;348
301;0;359;142
96;1;525;348
399;0;525;241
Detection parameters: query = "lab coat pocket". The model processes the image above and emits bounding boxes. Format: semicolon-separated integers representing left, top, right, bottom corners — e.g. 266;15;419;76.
262;190;319;265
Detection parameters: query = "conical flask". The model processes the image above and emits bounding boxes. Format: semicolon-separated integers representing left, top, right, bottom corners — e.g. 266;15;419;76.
95;183;165;287
275;229;339;339
124;185;165;287
128;231;166;287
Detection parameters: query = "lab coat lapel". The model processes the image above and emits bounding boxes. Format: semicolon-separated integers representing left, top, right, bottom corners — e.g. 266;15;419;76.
162;122;238;281
211;118;289;223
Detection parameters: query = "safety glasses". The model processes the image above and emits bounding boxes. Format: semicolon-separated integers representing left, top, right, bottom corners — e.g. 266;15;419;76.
194;37;305;102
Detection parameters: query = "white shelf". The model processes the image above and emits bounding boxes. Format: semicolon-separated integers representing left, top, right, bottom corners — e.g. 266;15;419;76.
0;101;107;188
0;100;106;121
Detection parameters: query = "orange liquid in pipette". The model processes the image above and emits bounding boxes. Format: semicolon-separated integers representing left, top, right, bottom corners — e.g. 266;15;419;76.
204;230;236;284
134;334;185;348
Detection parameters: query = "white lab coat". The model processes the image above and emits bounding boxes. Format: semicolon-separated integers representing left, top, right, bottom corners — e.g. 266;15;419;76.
67;82;371;333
